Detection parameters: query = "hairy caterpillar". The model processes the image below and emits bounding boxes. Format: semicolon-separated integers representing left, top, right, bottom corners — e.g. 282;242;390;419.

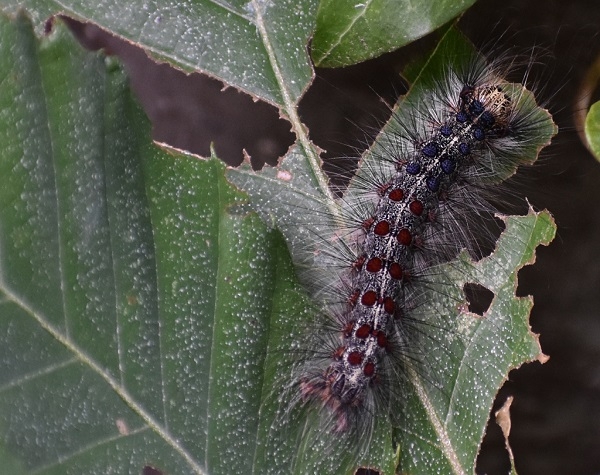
299;54;542;420
229;28;555;475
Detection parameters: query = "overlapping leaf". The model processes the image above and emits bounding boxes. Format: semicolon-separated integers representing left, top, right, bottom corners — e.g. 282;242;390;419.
312;0;477;67
0;0;317;108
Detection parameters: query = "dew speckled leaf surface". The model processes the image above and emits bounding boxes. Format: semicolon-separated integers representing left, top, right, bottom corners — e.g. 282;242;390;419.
0;0;317;107
311;0;476;67
0;14;301;475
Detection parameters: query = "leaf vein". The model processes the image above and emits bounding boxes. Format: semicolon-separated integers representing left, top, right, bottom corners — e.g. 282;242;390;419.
250;0;338;216
0;285;207;475
317;0;375;64
29;425;151;474
0;356;77;394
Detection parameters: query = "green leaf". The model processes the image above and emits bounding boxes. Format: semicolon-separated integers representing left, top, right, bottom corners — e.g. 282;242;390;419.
0;13;309;474
585;100;600;161
311;0;476;67
0;0;318;108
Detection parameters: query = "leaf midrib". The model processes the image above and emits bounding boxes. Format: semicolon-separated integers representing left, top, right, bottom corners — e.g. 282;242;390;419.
409;367;466;475
204;161;223;472
248;0;336;212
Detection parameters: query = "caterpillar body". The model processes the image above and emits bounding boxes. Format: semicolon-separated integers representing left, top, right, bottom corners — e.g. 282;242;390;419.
229;29;555;475
301;76;517;433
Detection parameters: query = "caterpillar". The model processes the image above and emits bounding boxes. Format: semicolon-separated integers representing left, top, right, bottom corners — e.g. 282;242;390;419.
228;28;555;475
300;56;535;427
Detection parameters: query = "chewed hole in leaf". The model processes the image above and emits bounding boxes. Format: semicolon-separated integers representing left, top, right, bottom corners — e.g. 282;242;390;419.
463;282;495;316
355;467;381;475
298;55;407;190
61;16;295;169
142;466;164;475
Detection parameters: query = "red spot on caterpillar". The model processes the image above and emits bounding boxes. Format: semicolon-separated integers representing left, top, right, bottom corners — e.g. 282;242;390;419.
397;228;412;245
374;220;390;236
410;200;424;215
363;361;375;377
389;262;403;279
347;351;363;366
355;324;371;339
361;290;377;306
388;188;404;201
374;330;388;349
366;257;383;273
383;297;395;314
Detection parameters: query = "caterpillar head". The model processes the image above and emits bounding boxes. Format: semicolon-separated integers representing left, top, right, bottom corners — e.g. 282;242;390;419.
461;83;513;131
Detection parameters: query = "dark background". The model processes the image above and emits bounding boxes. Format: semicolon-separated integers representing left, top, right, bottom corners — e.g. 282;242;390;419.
67;0;600;473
